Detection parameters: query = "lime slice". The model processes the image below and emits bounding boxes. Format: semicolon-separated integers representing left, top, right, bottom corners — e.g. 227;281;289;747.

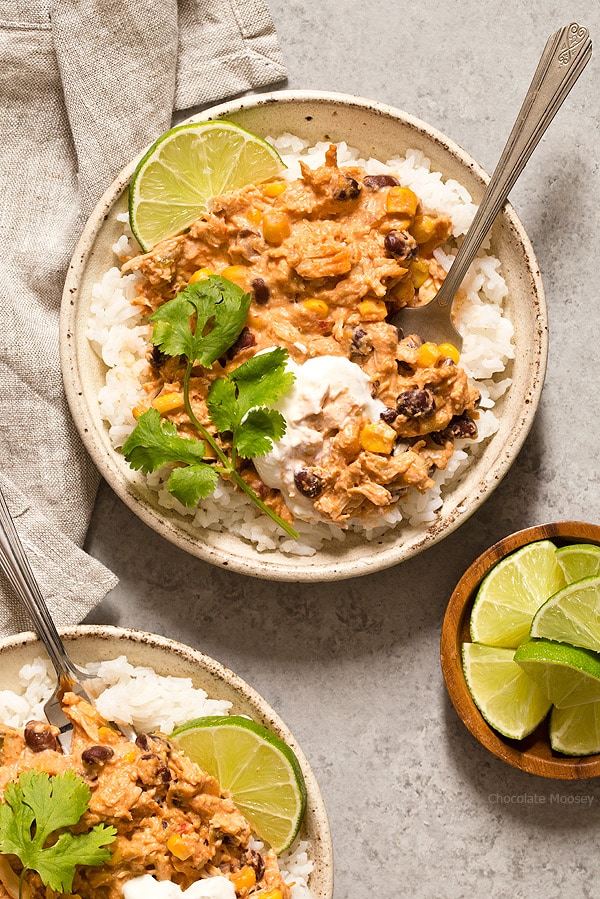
514;637;600;708
462;643;551;739
555;544;600;584
470;540;566;648
530;575;600;653
170;716;306;853
550;701;600;755
129;121;285;251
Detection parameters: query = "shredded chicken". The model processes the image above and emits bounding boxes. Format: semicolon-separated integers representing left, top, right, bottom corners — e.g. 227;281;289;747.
123;145;479;525
0;696;289;899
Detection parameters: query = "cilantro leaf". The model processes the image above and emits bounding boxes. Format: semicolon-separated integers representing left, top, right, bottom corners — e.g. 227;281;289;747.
122;275;299;536
168;463;220;507
122;409;207;473
235;408;288;459
150;275;251;366
230;347;296;417
204;376;238;434
29;824;116;893
206;348;295;433
0;770;116;893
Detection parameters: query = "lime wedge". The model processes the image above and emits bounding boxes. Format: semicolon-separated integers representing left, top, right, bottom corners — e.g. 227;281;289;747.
470;540;566;648
129;121;285;251
555;544;600;584
530;575;600;653
550;701;600;755
170;716;306;854
514;638;600;708
462;643;551;739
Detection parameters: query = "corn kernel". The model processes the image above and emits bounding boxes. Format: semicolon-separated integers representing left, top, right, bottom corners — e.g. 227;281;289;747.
386;186;418;217
261;181;287;198
167;834;193;861
246;207;262;226
302;299;329;319
107;847;122;867
410;214;438;244
189;267;214;284
221;265;248;285
122;749;136;764
151;392;184;414
229;866;257;891
357;299;387;321
262;210;290;244
416;341;442;367
261;892;283;899
391;278;415;305
360;421;396;454
409;258;430;289
437;342;460;364
97;725;119;744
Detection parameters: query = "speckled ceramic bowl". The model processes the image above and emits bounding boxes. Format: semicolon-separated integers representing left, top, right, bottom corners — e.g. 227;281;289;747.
60;90;547;581
441;522;600;779
0;625;334;895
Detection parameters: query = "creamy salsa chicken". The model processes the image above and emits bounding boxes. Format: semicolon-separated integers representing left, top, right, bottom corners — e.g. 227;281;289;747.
123;145;479;527
0;696;289;899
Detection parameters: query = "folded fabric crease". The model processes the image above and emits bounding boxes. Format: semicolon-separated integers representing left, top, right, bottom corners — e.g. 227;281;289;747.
0;0;286;636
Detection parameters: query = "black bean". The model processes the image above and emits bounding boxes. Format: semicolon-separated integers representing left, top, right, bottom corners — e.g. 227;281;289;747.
252;277;270;305
380;407;398;424
333;176;361;201
363;174;399;190
149;343;167;369
24;721;58;753
350;327;372;356
226;326;256;360
135;733;152;751
429;431;447;446
157;765;172;784
81;745;115;764
384;230;418;262
447;413;478;440
294;468;324;498
396;388;436;418
244;849;266;882
396;360;413;375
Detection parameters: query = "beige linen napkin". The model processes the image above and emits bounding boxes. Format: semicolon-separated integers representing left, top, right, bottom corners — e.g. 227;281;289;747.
0;0;286;636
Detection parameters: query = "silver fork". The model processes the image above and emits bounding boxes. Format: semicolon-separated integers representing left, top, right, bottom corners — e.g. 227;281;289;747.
0;484;95;751
392;22;592;349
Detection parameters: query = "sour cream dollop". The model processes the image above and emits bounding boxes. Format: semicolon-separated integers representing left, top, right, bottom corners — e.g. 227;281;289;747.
254;354;385;520
122;874;235;899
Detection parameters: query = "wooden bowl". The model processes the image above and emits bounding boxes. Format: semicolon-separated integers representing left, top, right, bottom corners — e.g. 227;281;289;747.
440;521;600;779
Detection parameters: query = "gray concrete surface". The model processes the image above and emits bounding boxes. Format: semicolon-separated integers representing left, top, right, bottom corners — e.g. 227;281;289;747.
85;2;600;896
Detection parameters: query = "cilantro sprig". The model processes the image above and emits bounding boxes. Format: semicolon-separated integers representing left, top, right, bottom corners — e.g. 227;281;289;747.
0;770;116;897
123;275;298;538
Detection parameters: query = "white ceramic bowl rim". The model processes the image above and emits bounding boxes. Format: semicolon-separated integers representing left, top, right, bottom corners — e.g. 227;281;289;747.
60;89;547;582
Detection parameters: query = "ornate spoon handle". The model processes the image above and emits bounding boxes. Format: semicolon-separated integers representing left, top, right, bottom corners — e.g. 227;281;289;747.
0;485;87;682
434;22;592;308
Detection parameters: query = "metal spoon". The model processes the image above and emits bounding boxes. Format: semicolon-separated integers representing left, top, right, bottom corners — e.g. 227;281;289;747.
0;484;96;750
392;22;592;349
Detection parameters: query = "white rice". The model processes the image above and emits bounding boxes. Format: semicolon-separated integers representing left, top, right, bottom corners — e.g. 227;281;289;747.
0;656;313;898
87;135;515;554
